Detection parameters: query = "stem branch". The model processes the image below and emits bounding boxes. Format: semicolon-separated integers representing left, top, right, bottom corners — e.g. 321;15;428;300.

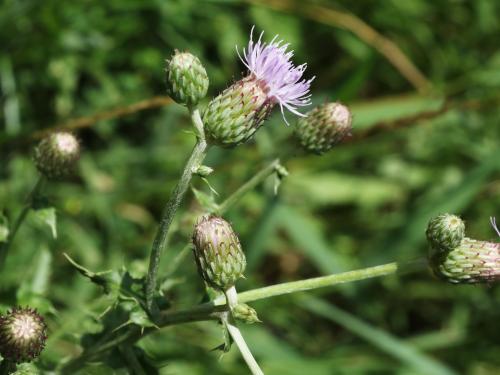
215;158;282;215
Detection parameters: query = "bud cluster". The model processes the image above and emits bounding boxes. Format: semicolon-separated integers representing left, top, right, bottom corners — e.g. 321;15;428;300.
192;216;246;291
426;214;499;284
33;132;80;180
0;307;47;363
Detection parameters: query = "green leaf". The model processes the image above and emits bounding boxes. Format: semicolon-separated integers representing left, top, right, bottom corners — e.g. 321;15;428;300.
192;187;219;212
0;213;9;242
278;205;351;273
64;253;118;296
301;296;458;375
32;206;57;238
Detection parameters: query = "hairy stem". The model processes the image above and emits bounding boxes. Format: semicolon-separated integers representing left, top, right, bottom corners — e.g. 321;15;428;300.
119;345;146;375
145;109;208;313
215;158;283;215
0;176;44;268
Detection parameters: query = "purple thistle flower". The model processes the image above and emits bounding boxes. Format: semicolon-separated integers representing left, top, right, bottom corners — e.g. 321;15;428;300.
237;27;314;125
490;216;500;237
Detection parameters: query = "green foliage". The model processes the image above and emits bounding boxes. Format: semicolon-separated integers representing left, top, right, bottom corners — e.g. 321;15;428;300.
1;0;500;374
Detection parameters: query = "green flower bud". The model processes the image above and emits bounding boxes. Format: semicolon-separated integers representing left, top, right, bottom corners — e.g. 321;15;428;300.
192;215;246;291
165;51;209;107
232;303;261;324
294;102;352;154
426;214;465;251
203;75;274;147
0;307;47;363
194;165;214;177
430;237;499;284
33;132;80;180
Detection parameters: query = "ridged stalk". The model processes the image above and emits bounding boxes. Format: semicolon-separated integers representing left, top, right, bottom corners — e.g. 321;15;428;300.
145;109;208;313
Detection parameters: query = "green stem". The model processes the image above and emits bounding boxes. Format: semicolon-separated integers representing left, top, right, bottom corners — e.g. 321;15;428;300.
145;109;208;313
215;158;282;215
0;176;44;268
119;345;146;375
230;261;401;305
223;316;264;375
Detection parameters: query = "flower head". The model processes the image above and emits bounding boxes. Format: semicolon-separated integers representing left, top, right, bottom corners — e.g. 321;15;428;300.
237;27;314;124
192;215;246;291
430;238;500;284
294;102;353;154
33;131;80;180
0;307;47;363
203;28;314;147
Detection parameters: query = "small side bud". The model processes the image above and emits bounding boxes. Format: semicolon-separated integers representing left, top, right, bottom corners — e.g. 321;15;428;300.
194;165;214;177
430;238;499;284
232;303;261;324
33;132;80;180
203;75;274;147
0;307;47;363
294;102;352;154
165;51;209;107
192;216;246;291
426;214;465;251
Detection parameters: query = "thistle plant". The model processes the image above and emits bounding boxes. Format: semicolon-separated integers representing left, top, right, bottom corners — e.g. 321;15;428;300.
2;25;498;375
427;214;500;283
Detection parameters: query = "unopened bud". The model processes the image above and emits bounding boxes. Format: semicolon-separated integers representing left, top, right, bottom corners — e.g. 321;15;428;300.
192;216;246;291
33;132;80;180
0;307;47;363
430;238;499;284
294;102;352;154
232;303;261;324
194;165;214;177
426;214;465;251
165;51;209;107
203;75;274;147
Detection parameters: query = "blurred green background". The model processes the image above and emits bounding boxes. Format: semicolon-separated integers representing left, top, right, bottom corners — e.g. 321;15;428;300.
1;0;499;374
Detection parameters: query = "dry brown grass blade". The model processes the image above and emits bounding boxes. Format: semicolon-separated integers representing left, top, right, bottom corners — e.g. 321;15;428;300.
32;96;173;139
246;0;432;93
350;96;499;142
